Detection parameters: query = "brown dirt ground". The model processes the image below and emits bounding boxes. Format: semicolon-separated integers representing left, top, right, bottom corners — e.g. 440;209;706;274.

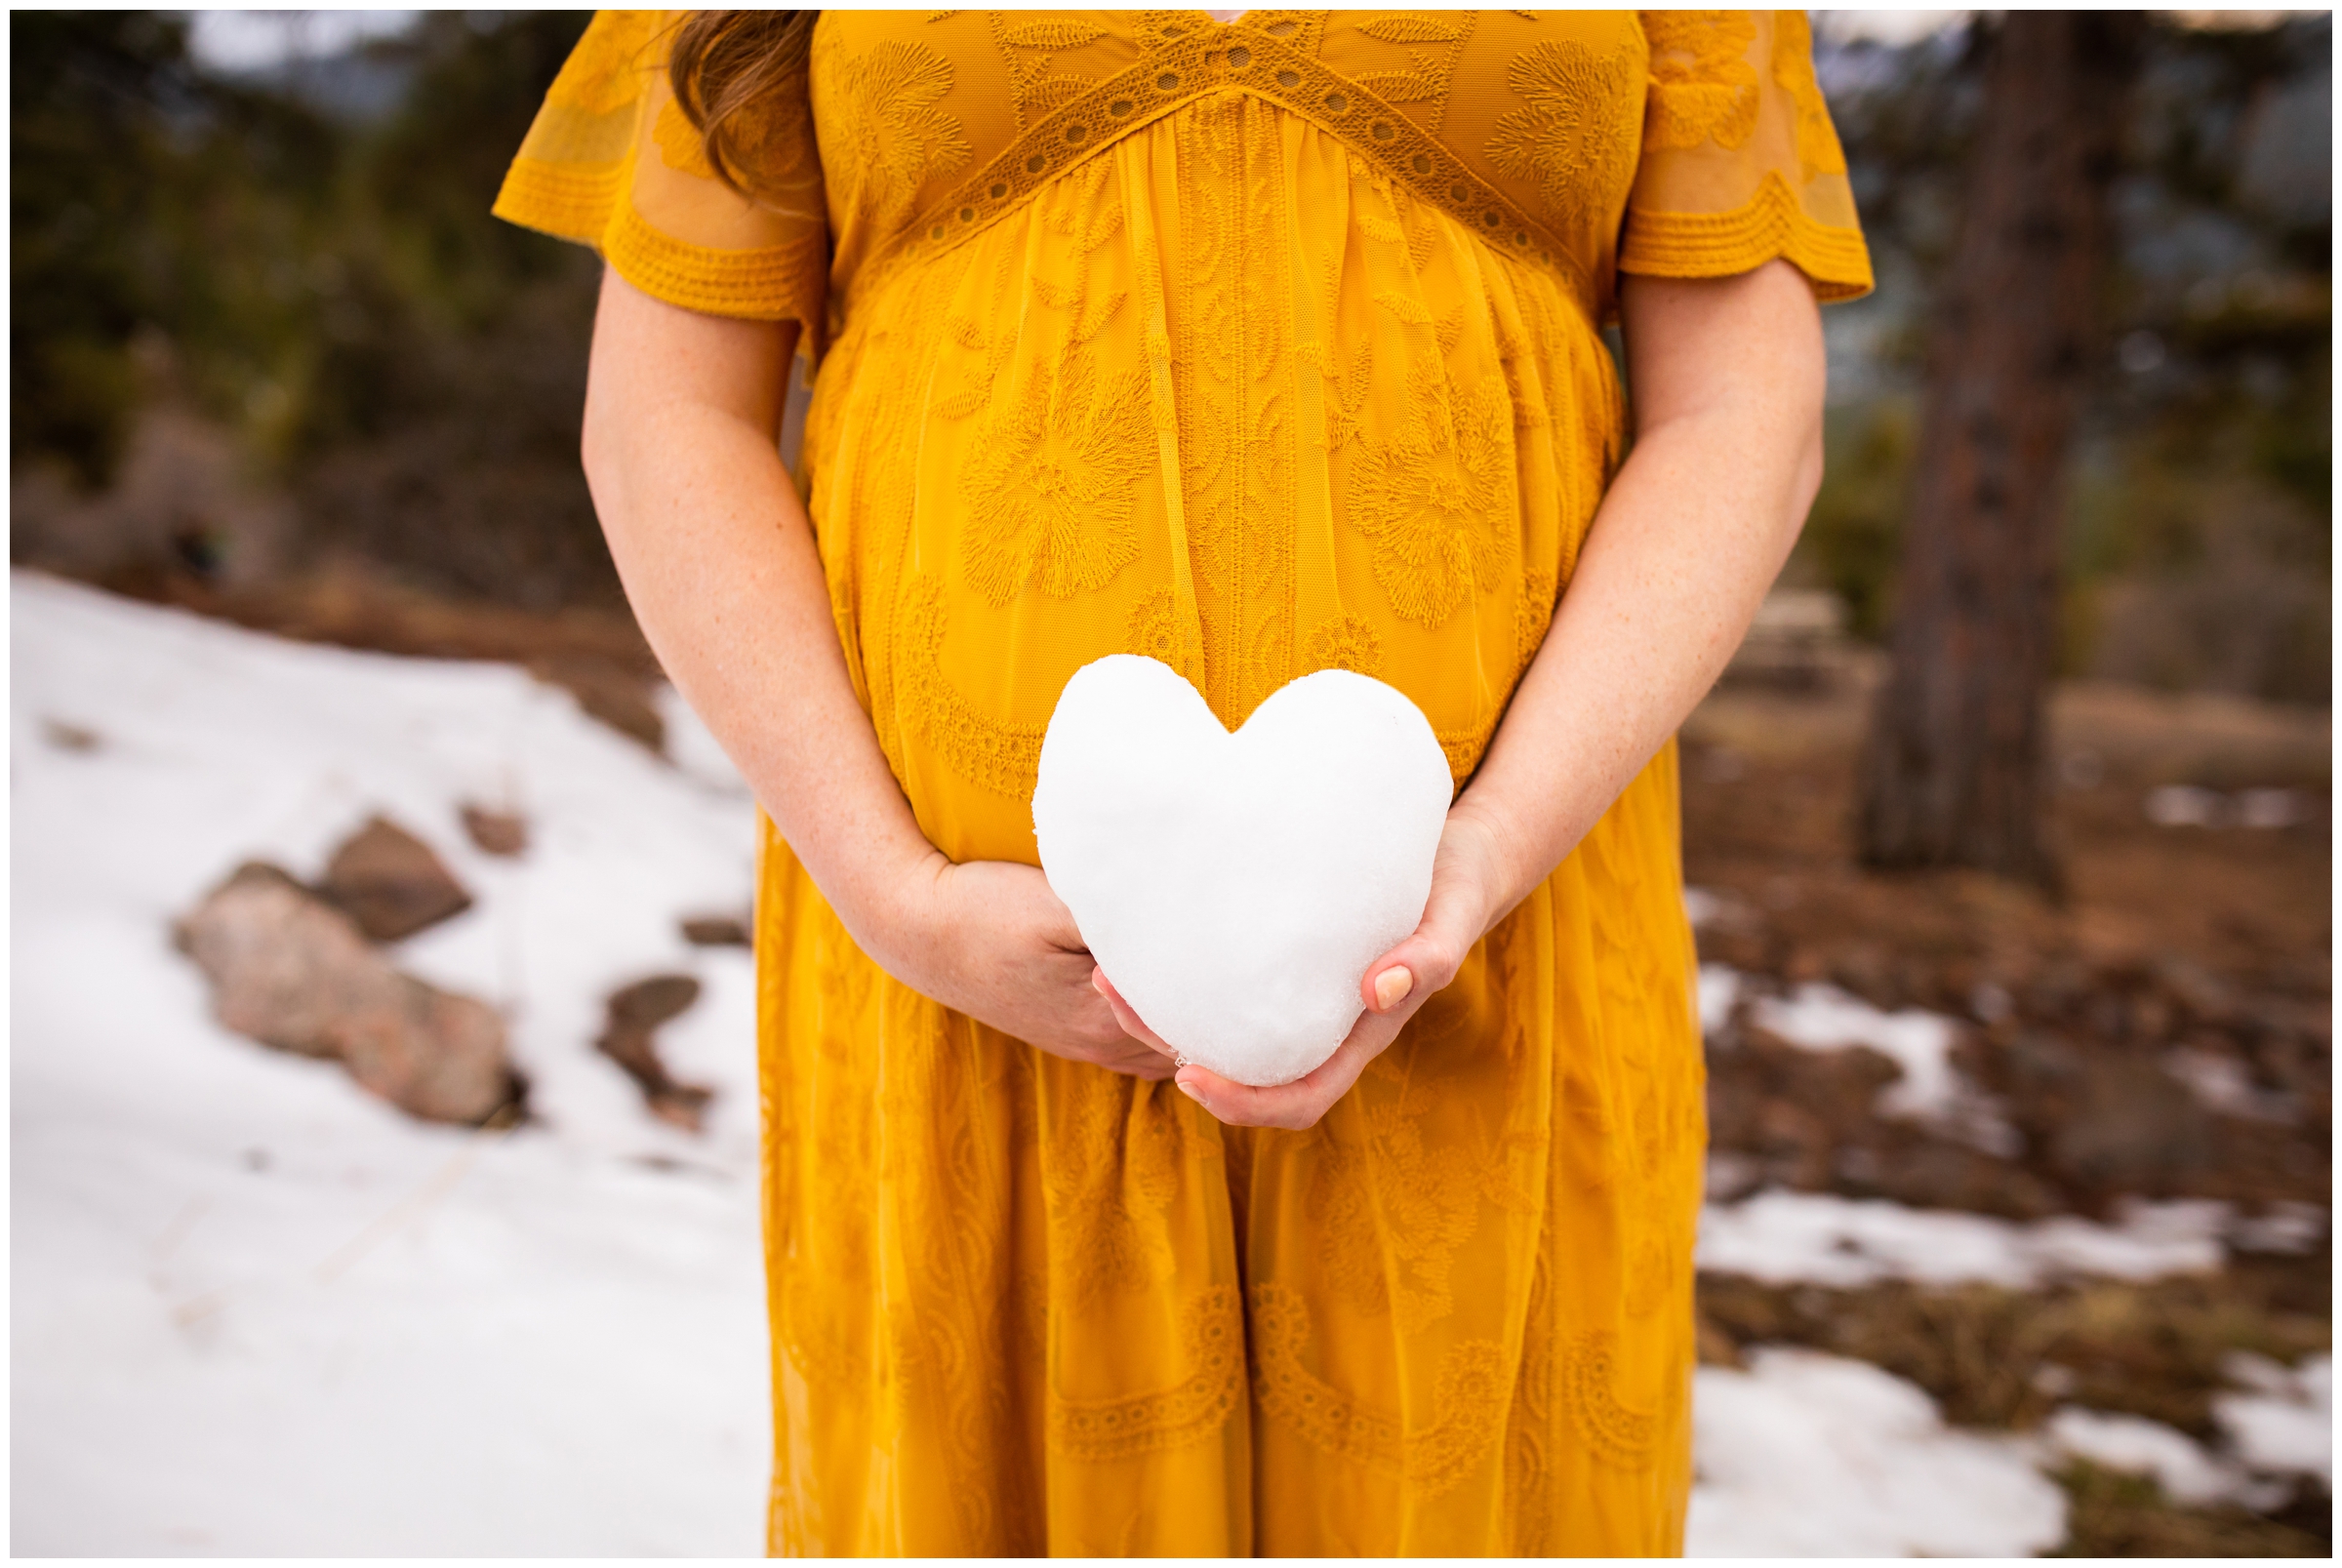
1685;660;2330;1554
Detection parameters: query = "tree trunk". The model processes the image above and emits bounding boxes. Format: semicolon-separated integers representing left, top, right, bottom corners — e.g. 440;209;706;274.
1855;13;2143;888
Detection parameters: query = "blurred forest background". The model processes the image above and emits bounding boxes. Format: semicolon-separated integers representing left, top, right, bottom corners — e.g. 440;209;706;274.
10;9;2331;704
10;11;2332;1557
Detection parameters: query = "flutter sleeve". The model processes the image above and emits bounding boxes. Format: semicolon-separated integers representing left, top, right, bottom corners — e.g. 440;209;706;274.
493;11;829;349
1621;10;1873;301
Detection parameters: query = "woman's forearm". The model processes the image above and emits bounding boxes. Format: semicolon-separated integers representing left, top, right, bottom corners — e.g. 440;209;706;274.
581;269;941;954
1455;261;1828;922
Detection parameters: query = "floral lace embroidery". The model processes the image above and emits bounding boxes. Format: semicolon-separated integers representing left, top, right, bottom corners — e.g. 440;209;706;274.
899;574;1045;797
1172;91;1299;720
1514;567;1558;685
1047;1285;1245;1459
959;349;1151;604
1771;12;1849;180
1125;588;1181;664
1039;1076;1190;1304
1311;1102;1487;1332
1560;1331;1661;1469
1250;1283;1511;1497
545;10;665;115
1351;12;1475;118
1484;40;1640;230
653;97;712;177
1502;1246;1555;1553
989;13;1111;128
1641;11;1760;151
1047;153;1128;257
1300;614;1386;677
1349;366;1517;627
816;35;972;242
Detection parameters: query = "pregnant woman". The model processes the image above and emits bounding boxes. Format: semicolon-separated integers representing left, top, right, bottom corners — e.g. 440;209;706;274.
499;10;1869;1553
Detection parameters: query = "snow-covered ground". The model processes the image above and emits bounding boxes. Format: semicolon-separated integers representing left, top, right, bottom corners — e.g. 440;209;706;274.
14;575;768;1553
11;577;2327;1554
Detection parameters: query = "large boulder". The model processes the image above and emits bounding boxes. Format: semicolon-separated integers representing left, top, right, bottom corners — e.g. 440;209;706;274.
317;815;473;942
176;863;517;1125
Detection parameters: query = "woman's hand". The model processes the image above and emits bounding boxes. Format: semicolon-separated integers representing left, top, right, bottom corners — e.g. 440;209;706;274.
582;274;1163;1083
874;856;1178;1081
1092;809;1519;1126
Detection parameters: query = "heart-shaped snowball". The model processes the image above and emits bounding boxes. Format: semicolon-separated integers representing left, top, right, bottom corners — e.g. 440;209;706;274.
1033;655;1452;1087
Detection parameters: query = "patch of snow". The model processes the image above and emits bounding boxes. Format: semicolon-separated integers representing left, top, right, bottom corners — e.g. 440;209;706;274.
2215;1353;2332;1486
1683;885;1724;929
1698;1191;2229;1290
11;575;770;1553
2142;784;2310;830
1698;963;1743;1037
2045;1407;2260;1508
2237;787;2309;829
2228;1201;2327;1256
2165;1046;2301;1124
1706;1153;1761;1204
1748;981;2019;1152
2146;784;2227;827
2026;1198;2232;1281
1687;1347;2067;1557
1751;983;1959;1120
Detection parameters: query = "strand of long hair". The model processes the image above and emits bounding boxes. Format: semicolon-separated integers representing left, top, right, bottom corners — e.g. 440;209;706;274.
667;10;818;197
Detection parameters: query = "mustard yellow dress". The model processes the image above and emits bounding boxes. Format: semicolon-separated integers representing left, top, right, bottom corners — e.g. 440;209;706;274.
499;11;1870;1554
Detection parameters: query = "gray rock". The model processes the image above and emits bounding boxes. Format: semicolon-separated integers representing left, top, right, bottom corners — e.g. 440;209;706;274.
176;863;517;1125
2049;1054;2212;1192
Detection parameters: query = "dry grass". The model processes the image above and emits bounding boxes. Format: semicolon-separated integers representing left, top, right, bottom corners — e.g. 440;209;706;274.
2049;1462;2329;1556
1699;1258;2330;1435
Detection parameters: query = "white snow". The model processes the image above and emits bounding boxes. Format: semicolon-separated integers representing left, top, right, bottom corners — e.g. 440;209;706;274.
2215;1352;2333;1486
1698;1190;2230;1290
1686;1348;2067;1557
1697;962;1743;1036
1683;885;1725;929
2164;1045;2302;1124
1748;980;2021;1152
1032;655;1449;1087
2229;1201;2327;1254
1750;982;1961;1121
12;574;770;1553
2145;784;2312;830
2043;1407;2267;1508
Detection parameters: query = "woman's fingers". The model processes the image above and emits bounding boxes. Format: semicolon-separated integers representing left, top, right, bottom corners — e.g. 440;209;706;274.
1358;815;1505;1013
1092;968;1180;1059
1174;1004;1402;1129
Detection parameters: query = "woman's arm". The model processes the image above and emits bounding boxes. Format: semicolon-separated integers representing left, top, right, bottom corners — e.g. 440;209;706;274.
1146;259;1828;1126
582;268;1169;1078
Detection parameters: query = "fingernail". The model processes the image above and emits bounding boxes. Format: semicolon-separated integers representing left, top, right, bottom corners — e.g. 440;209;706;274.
1373;965;1415;1011
1091;969;1107;995
1175;1077;1206;1106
